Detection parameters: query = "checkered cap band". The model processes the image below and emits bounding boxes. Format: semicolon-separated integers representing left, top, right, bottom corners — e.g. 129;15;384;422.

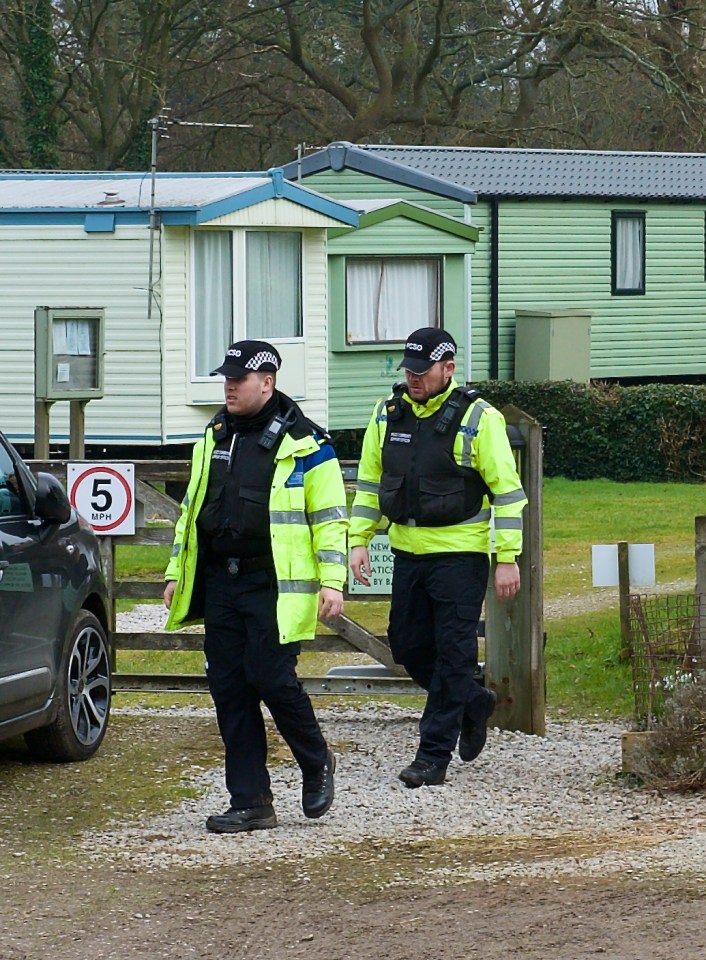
429;341;456;361
245;351;280;371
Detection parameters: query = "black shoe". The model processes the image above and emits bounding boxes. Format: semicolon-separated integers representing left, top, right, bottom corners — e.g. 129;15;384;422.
302;749;336;819
205;804;277;834
459;688;497;762
398;758;448;788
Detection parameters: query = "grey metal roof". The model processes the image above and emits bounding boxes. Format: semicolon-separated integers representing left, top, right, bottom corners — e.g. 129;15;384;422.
281;144;478;204
294;142;706;201
358;144;706;200
0;174;268;210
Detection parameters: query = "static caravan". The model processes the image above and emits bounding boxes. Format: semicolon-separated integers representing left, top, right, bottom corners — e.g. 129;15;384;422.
284;142;706;405
0;168;358;452
282;147;480;431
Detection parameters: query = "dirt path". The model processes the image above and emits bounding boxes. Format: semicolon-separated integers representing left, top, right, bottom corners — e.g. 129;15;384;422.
544;578;694;620
2;707;705;960
2;858;705;960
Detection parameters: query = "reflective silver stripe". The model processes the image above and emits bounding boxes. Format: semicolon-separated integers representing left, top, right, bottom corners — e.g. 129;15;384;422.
170;543;181;557
308;506;347;524
493;488;526;506
460;400;491;468
352;505;382;521
278;579;320;594
182;491;190;508
317;550;347;565
375;398;388;420
494;517;523;530
270;510;308;524
356;479;380;494
398;508;491;528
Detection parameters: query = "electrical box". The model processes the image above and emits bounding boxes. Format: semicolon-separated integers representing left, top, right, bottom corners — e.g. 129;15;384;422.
514;308;591;382
35;307;105;400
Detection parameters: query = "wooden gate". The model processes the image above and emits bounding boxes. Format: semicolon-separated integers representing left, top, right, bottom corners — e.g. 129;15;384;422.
29;406;544;733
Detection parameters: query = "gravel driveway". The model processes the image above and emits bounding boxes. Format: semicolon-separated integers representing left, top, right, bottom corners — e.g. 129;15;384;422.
95;701;706;886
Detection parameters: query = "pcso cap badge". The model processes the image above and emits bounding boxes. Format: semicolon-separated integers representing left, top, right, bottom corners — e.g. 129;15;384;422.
211;340;282;378
398;328;457;374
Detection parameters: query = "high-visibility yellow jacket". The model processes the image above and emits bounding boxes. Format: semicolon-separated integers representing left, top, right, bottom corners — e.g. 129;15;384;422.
165;414;348;644
349;379;526;561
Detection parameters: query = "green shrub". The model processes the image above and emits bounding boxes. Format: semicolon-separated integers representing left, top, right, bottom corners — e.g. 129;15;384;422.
476;380;706;482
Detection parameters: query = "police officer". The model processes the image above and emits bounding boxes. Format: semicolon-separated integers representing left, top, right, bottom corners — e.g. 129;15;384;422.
164;340;348;832
350;328;526;787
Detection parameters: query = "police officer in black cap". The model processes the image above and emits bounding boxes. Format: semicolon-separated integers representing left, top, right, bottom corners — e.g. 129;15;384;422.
164;340;348;832
350;327;527;787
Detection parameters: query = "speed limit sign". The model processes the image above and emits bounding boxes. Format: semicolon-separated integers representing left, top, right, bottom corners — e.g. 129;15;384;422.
67;463;135;535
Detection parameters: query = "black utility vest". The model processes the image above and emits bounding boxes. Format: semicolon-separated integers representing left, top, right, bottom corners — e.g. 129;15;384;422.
197;424;278;558
379;388;488;527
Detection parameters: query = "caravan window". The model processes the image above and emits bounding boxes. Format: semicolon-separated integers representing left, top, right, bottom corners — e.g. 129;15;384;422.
611;211;645;295
192;230;302;378
345;257;441;344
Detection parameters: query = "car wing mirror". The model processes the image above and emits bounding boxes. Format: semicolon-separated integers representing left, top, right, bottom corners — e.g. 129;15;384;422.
35;472;71;525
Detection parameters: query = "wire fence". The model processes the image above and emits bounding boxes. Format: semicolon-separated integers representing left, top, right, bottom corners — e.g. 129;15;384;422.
629;592;703;727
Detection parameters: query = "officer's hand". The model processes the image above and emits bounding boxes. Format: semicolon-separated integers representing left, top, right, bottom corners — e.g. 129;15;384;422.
495;562;520;602
350;546;372;587
318;587;343;619
163;580;177;610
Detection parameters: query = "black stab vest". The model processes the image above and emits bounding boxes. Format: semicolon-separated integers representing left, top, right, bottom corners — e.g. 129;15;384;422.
197;425;278;558
379;388;489;527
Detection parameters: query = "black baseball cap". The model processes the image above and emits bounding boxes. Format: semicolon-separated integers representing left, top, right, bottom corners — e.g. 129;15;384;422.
211;340;282;378
397;328;457;374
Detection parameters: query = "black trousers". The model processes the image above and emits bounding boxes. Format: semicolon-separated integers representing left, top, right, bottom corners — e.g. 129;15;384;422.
387;551;490;766
203;560;327;808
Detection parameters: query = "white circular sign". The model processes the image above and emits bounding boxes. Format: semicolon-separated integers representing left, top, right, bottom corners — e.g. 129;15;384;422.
67;463;135;535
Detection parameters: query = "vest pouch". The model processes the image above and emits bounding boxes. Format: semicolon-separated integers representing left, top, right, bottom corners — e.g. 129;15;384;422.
196;479;228;538
234;486;270;539
417;476;467;526
378;474;407;524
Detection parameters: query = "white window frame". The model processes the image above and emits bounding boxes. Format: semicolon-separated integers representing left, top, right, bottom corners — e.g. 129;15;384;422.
344;255;442;345
191;228;305;382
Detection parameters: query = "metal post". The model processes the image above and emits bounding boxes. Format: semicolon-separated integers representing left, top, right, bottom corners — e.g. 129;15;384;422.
617;540;632;660
695;517;706;669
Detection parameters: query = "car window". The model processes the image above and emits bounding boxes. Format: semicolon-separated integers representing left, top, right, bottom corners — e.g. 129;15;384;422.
0;440;26;517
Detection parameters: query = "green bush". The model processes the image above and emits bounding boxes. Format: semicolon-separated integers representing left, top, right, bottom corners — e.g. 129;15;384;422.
476;380;706;482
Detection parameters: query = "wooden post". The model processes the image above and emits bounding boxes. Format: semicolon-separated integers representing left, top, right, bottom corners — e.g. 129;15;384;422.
617;540;632;661
34;400;52;459
98;536;116;671
485;406;545;735
69;400;87;460
695;517;706;669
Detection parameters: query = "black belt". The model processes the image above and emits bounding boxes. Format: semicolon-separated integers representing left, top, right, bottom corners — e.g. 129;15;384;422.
219;555;274;577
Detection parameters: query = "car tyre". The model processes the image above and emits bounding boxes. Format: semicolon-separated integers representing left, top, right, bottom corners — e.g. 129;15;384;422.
24;610;111;762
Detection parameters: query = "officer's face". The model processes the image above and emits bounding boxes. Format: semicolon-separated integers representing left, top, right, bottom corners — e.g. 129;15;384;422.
224;372;273;416
405;359;455;403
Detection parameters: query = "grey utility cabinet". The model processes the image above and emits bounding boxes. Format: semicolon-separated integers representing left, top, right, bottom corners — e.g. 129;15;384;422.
514;308;591;382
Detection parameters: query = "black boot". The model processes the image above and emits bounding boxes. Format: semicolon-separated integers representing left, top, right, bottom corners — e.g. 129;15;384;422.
459;688;497;762
302;749;336;818
398;758;448;788
205;804;277;834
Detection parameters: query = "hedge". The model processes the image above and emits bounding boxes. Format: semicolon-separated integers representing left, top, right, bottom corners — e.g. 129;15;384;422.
332;381;706;483
476;380;706;482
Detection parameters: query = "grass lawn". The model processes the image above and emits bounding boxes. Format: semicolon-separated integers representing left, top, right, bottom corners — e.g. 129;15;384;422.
112;478;705;721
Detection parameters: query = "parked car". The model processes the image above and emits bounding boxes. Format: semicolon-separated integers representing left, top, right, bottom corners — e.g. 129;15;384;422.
0;430;111;761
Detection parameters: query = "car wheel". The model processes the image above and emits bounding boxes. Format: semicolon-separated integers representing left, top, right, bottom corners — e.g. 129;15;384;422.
25;610;111;762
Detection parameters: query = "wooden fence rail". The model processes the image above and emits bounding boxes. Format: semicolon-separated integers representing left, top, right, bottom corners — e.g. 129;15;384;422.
28;405;545;732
